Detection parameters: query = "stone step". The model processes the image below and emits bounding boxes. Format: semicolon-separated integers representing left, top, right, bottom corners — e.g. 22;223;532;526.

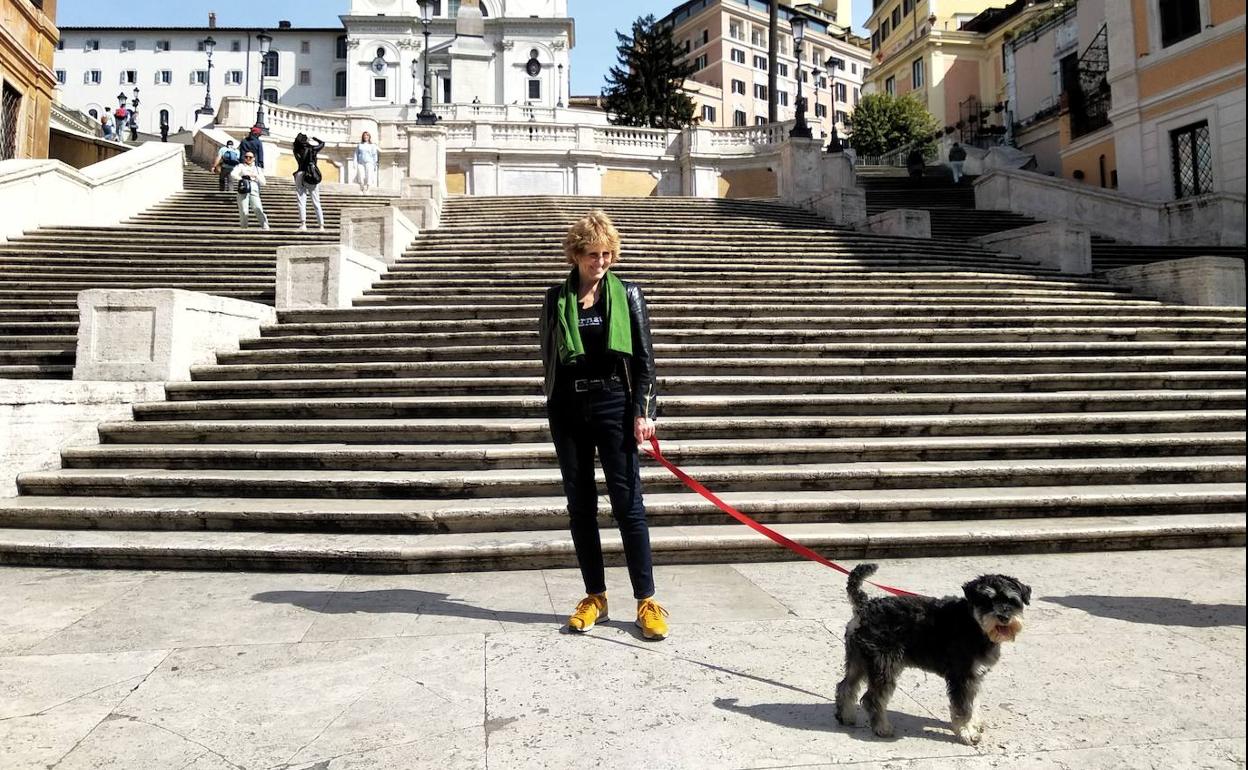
0;349;76;364
187;356;1246;381
361;286;1137;302
0;335;76;350
120;391;1248;421
0;513;1241;571
0;280;274;292
162;372;1247;401
60;433;1247;472
0;364;74;378
10;234;338;247
95;411;1246;444
16;456;1246;499
0;485;1239;534
374;272;1116;288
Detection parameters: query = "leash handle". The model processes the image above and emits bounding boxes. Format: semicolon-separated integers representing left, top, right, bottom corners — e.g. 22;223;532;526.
645;438;920;598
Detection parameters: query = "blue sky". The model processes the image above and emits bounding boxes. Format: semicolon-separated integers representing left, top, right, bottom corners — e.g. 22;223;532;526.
58;1;871;96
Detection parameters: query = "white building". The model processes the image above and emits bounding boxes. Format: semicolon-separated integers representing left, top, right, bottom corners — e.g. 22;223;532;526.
54;0;574;135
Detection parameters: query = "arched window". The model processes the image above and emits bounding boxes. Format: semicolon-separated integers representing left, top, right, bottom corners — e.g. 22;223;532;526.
335;35;347;60
334;70;347;98
88;108;99;118
262;87;280;103
262;51;280;78
160;108;170;125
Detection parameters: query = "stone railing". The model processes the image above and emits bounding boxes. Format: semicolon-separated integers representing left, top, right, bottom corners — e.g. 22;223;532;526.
51;102;102;137
975;168;1247;246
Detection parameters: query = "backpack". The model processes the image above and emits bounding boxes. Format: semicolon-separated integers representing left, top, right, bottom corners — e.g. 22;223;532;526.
304;163;322;187
222;148;240;166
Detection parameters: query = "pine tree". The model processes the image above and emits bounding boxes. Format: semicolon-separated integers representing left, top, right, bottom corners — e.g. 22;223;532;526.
602;15;697;129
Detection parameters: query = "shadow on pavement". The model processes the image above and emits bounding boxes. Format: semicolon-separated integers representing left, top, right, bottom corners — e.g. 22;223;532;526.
253;589;556;625
1042;595;1246;628
712;697;960;742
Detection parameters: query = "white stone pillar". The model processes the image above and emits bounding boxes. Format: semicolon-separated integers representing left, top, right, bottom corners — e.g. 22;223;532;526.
406;125;447;192
275;245;388;310
973;221;1093;274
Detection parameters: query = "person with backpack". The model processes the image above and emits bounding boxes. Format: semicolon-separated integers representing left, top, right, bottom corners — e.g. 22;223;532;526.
948;142;968;184
113;105;129;140
292;133;326;232
100;113;115;140
229;149;270;230
211;140;241;192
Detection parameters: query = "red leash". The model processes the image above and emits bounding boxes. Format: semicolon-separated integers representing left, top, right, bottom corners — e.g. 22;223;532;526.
644;437;920;598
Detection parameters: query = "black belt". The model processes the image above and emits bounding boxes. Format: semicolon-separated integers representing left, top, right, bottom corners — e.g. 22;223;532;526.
572;375;620;392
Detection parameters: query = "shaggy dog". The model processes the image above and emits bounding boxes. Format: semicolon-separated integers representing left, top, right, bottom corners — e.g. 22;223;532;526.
833;563;1031;744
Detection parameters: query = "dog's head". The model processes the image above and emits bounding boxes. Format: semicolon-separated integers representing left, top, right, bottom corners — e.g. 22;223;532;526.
962;574;1031;643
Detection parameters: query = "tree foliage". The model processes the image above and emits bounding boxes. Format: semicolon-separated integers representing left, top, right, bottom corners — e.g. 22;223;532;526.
848;93;941;156
602;15;697;129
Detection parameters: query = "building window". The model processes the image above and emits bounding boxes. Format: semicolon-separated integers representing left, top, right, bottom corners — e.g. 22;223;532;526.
226;70;244;86
851;62;858;74
731;48;746;64
684;39;691;53
815;103;827;118
892;7;901;28
693;54;708;70
701;104;717;122
263;51;280;78
335;71;348;97
121;70;137;85
120;39;136;52
729;20;744;40
751;26;765;46
754;83;768;100
753;55;768;70
871;31;880;51
777;91;789;106
336;35;348;59
830;57;845;71
701;29;710;45
777;62;788;77
755;116;768;125
812;47;824;65
733;109;747;126
85;70;102;85
1171;120;1213;198
85;39;100;51
299;70;312;86
262;87;280;103
731;79;746;95
817;76;827;89
528;78;542;100
55;69;67;84
911;58;924;88
57;38;64;50
881;20;891;39
300;40;311;54
853;87;860;105
885;75;896;95
191;70;208;86
156;70;172;85
1;82;20;161
373;78;387;99
836;109;849;124
156;40;170;52
231;40;242;52
863;67;871;79
1159;0;1202;47
835;82;847;102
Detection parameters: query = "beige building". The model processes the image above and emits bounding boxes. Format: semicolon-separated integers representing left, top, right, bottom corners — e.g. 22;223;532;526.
1;0;58;159
661;0;872;140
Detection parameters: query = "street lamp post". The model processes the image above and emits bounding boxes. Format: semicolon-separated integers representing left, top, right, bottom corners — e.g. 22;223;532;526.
410;58;419;104
130;87;140;140
824;55;844;152
415;0;439;125
557;63;564;108
197;35;217;118
255;30;272;134
789;16;813;139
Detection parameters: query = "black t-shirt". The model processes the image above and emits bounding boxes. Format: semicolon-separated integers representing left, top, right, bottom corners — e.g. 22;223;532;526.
566;293;616;380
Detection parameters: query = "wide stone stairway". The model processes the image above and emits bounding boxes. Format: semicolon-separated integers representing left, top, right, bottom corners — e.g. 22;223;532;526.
0;164;394;379
860;172;1248;271
0;195;1244;571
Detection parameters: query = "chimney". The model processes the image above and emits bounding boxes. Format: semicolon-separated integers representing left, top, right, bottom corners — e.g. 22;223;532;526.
278;20;292;29
208;12;217;28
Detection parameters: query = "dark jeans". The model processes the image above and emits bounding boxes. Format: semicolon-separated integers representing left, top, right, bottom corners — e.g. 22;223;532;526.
547;378;655;601
218;166;236;191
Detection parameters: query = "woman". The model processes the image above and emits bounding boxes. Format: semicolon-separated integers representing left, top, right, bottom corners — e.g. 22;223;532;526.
539;210;667;640
292;133;326;232
354;131;379;193
229;150;269;230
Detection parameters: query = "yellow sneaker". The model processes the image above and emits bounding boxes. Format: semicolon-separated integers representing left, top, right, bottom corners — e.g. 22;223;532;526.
636;597;670;640
568;593;608;633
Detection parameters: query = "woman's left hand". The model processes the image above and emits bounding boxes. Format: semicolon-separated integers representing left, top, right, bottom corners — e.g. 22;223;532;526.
634;416;656;445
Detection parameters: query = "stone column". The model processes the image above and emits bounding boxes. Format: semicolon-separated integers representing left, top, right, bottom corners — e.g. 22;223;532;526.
407;125;448;193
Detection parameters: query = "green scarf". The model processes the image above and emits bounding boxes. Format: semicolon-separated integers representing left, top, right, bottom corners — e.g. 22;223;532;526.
556;269;633;364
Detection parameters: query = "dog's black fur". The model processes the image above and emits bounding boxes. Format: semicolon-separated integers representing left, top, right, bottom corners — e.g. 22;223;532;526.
833;563;1031;744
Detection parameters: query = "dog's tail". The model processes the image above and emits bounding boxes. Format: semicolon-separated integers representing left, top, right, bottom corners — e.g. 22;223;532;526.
847;563;878;614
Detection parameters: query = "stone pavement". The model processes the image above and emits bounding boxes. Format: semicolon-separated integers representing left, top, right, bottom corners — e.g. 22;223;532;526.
1;548;1244;769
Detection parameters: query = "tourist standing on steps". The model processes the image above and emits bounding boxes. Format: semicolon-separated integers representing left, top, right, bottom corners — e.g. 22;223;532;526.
539;210;669;641
354;131;379;193
292;132;326;231
907;147;926;180
211;140;241;192
240;126;265;169
230;150;269;230
949;142;968;184
100;113;114;140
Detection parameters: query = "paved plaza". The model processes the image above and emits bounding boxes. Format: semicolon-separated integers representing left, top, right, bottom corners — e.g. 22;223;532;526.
2;547;1244;769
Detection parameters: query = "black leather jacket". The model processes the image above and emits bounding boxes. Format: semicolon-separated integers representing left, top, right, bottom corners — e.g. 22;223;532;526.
540;276;658;421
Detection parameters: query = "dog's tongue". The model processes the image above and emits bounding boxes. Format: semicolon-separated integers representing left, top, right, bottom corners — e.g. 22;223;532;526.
996;624;1016;640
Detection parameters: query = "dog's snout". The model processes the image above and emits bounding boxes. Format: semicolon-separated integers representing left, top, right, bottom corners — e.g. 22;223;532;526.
995;612;1012;623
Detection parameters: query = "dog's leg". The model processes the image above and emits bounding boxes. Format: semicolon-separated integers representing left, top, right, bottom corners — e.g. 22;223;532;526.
861;660;899;738
834;646;867;726
948;676;984;745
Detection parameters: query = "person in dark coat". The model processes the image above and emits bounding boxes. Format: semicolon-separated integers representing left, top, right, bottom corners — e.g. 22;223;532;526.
239;126;265;169
906;148;926;179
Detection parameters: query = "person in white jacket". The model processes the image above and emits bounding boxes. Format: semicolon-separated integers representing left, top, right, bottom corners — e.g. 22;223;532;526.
229;151;270;230
354;131;380;193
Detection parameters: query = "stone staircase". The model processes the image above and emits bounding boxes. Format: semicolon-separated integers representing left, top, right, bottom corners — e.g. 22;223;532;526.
859;173;1248;271
0;194;1244;572
0;164;394;379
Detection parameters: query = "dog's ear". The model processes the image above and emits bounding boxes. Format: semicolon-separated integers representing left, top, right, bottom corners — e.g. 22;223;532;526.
963;578;996;603
1006;577;1032;606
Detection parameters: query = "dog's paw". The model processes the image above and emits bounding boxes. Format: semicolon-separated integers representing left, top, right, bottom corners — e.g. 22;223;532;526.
872;722;895;738
956;721;985;745
834;704;860;726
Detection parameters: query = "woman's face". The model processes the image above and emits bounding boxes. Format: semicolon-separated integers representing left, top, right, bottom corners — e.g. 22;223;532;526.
362;132;372;143
575;241;615;286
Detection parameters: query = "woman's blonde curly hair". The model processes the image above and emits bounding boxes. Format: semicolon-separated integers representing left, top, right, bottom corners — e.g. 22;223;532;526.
563;210;621;266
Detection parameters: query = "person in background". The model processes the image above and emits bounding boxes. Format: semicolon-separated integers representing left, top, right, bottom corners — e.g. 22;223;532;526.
239;126;265;169
292;132;326;232
906;147;926;180
354;131;379;193
113;104;129;140
160;116;169;143
229;150;269;230
211;140;241;192
949;142;968;184
100;113;114;140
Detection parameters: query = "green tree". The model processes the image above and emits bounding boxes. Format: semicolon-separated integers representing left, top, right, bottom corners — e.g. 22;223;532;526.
848;93;941;157
602;15;697;129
